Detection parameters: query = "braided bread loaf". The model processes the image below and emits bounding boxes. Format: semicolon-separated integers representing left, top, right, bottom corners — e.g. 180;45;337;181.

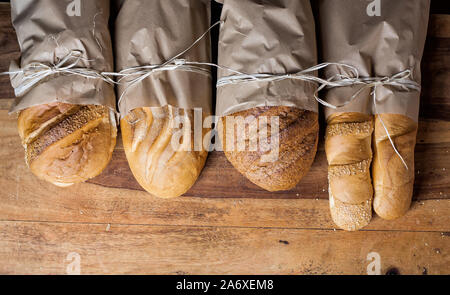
325;112;418;230
325;112;374;231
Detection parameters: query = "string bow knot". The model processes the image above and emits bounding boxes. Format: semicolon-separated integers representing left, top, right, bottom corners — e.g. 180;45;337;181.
2;50;115;97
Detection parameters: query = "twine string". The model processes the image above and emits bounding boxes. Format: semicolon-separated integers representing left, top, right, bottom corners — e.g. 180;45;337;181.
0;50;116;97
216;62;360;88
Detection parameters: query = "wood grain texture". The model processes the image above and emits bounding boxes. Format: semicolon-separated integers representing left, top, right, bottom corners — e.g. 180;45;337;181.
420;15;450;122
0;221;448;275
0;4;19;99
0;4;448;274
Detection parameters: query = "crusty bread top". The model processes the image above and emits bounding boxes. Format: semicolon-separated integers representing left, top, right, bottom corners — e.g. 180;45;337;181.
18;103;117;185
220;106;319;192
121;106;208;198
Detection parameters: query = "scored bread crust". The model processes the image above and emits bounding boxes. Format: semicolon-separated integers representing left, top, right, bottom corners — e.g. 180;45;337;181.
18;103;117;186
120;106;208;198
220;106;319;192
325;112;374;231
373;114;417;220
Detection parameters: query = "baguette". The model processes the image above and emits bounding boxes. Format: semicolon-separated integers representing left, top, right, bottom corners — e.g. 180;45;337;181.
18;103;117;186
372;114;418;220
325;112;374;231
220;106;319;191
121;106;208;198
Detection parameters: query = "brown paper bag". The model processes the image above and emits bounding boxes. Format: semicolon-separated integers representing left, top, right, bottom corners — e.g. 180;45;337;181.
114;0;212;117
318;0;431;121
9;0;116;113
216;0;318;117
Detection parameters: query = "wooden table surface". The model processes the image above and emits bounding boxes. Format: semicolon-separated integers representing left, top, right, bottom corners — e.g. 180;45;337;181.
0;3;449;274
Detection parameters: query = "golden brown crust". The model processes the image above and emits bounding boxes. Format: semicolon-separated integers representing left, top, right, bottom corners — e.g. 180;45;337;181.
372;114;417;220
18;103;78;141
325;112;374;231
18;103;117;185
121;106;208;198
220;106;319;191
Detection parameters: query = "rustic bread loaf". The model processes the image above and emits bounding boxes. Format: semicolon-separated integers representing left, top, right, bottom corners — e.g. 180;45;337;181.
325;112;374;231
120;106;208;198
373;114;418;220
18;103;117;186
219;106;319;192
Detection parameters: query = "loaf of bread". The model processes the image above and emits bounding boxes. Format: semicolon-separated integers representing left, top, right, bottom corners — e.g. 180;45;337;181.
121;106;208;198
325;112;374;231
318;0;429;230
17;103;117;186
373;114;417;220
220;106;319;191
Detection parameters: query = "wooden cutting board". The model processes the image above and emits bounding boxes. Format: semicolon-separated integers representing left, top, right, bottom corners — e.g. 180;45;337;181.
0;3;448;274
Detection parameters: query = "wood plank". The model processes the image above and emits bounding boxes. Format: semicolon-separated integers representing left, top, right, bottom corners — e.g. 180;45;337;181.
0;221;448;275
428;14;450;38
1;178;449;232
420;15;450;121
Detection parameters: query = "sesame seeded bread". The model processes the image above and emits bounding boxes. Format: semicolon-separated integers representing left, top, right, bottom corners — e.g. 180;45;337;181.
325;112;374;231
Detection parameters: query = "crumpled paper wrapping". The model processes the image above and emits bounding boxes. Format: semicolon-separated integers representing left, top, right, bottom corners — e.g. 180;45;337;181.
216;0;318;117
9;0;116;113
318;0;431;121
114;0;212;117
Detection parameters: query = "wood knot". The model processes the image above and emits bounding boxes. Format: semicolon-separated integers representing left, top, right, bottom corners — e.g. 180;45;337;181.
385;267;400;275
